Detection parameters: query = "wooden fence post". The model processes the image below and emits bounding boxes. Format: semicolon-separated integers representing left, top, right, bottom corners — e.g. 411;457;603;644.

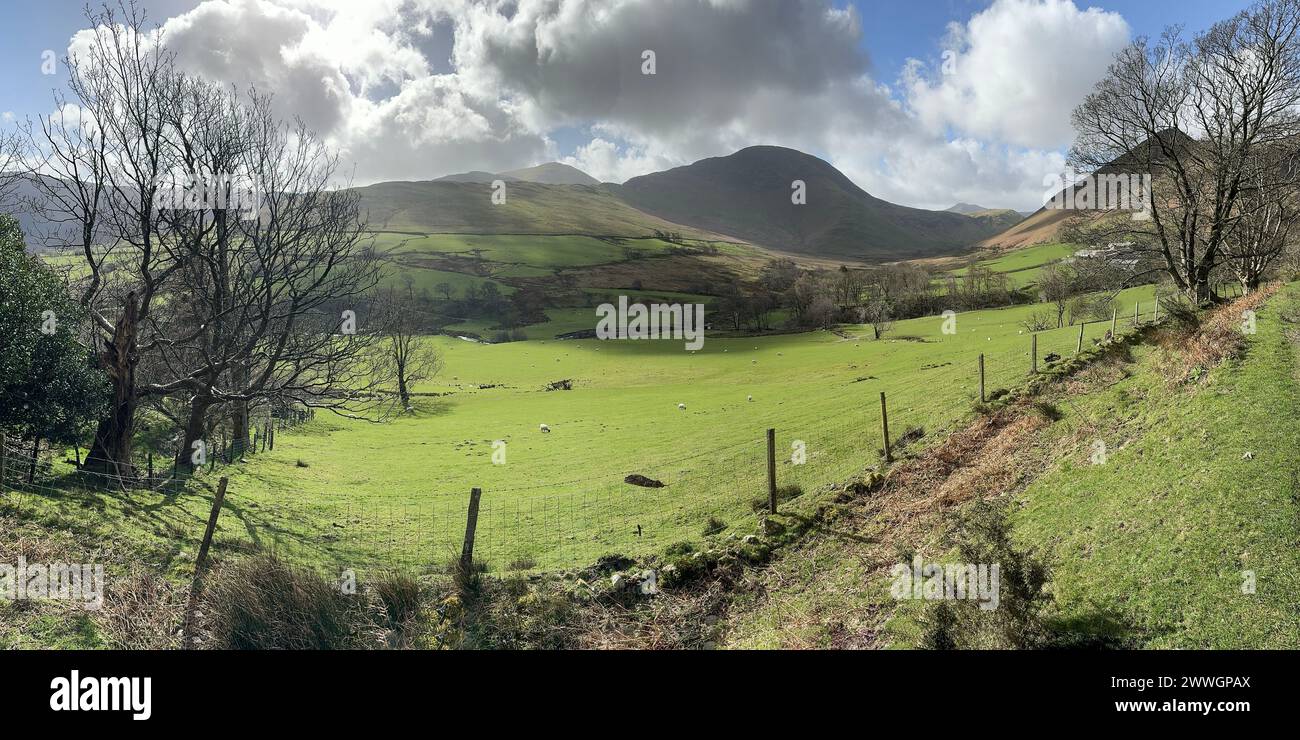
460;487;483;574
1;431;7;490
1031;334;1038;373
194;477;229;575
766;428;777;514
880;391;892;463
1111;305;1117;337
1076;321;1086;355
1153;298;1160;322
269;422;275;451
978;354;985;403
1134;301;1140;326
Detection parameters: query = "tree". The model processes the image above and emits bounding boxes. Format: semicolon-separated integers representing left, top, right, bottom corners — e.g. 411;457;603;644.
0;215;108;467
1037;262;1076;328
1221;148;1300;292
374;287;443;411
1069;1;1300;304
862;296;893;339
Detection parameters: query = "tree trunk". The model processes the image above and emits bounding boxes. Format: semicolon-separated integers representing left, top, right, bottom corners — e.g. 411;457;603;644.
175;397;213;475
230;402;249;459
398;375;411;410
27;436;40;484
85;293;139;483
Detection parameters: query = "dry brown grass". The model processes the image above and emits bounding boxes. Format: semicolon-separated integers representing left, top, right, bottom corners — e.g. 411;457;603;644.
1157;285;1278;384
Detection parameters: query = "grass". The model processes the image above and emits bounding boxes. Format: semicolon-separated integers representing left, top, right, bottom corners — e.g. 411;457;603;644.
724;284;1300;649
1006;285;1300;648
948;242;1077;289
2;283;1158;580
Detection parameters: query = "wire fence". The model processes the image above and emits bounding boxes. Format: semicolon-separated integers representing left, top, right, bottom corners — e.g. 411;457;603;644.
0;304;1164;579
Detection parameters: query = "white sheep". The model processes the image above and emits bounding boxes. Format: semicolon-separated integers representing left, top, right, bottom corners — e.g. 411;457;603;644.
539;423;551;433
677;403;687;410
747;395;753;402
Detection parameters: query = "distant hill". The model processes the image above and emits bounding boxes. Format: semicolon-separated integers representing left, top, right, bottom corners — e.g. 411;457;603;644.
434;162;600;186
946;202;988;215
354;179;721;238
980;129;1196;250
614;146;1007;261
501;163;601;186
435;171;519;184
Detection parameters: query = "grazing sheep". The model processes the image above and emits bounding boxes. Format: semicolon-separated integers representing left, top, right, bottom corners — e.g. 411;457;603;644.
539;424;551;433
677;403;686;410
747;395;753;402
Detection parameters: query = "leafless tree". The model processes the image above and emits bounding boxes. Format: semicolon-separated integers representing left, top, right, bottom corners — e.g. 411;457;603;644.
861;295;893;339
373;286;443;411
1068;1;1300;304
1221;148;1300;291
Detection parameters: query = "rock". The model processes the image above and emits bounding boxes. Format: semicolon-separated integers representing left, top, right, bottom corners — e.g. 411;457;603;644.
742;534;759;545
610;573;627;590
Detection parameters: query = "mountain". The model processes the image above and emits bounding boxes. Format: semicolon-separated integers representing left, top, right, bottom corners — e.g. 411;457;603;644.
614;146;1008;261
946;202;989;215
501;162;601;186
435;171;519;184
354;179;720;238
980;129;1197;249
434;162;600;186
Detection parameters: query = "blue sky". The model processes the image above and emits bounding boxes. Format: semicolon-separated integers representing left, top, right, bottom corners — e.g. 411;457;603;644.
0;1;1262;209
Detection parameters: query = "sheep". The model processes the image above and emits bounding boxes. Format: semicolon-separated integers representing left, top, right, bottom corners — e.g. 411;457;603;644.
747;395;753;402
677;403;686;410
539;424;551;433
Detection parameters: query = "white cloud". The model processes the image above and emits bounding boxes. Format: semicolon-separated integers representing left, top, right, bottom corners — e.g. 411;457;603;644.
901;0;1131;150
65;0;1131;211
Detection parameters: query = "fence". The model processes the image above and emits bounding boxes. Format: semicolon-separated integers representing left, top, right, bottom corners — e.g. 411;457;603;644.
0;302;1164;578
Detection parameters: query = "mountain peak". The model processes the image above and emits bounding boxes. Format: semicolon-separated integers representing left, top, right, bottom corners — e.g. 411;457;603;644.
500;162;600;186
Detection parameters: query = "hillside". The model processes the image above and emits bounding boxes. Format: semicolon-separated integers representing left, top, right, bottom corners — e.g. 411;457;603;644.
354;179;721;238
502;162;601;185
615;146;1008;262
436;162;602;186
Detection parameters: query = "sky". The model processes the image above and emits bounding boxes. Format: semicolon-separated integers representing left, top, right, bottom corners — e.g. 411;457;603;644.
0;0;1257;211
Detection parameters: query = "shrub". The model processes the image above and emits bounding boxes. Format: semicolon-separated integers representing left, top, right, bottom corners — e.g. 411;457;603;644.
372;571;423;630
702;516;728;536
916;501;1052;649
202;554;364;650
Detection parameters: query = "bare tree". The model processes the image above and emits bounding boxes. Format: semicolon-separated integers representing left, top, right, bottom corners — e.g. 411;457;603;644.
1069;1;1300;304
861;295;893;339
1221;148;1300;292
374;286;443;411
1037;262;1076;328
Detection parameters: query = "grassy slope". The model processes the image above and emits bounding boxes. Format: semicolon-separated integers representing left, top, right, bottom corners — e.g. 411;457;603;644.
1009;287;1300;647
726;286;1300;649
2;285;1157;580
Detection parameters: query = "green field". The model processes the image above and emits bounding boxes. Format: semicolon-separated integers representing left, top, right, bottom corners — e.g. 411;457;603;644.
947;242;1076;289
1;283;1159;580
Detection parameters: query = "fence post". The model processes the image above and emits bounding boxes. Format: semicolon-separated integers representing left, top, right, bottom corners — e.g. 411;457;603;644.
1076;321;1086;355
1;431;6;490
978;354;985;403
460;487;483;574
1153;298;1160;322
1111;305;1117;337
880;391;892;463
147;452;154;485
1134;301;1140;326
766;428;777;514
269;422;275;451
1031;334;1038;373
195;477;229;575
